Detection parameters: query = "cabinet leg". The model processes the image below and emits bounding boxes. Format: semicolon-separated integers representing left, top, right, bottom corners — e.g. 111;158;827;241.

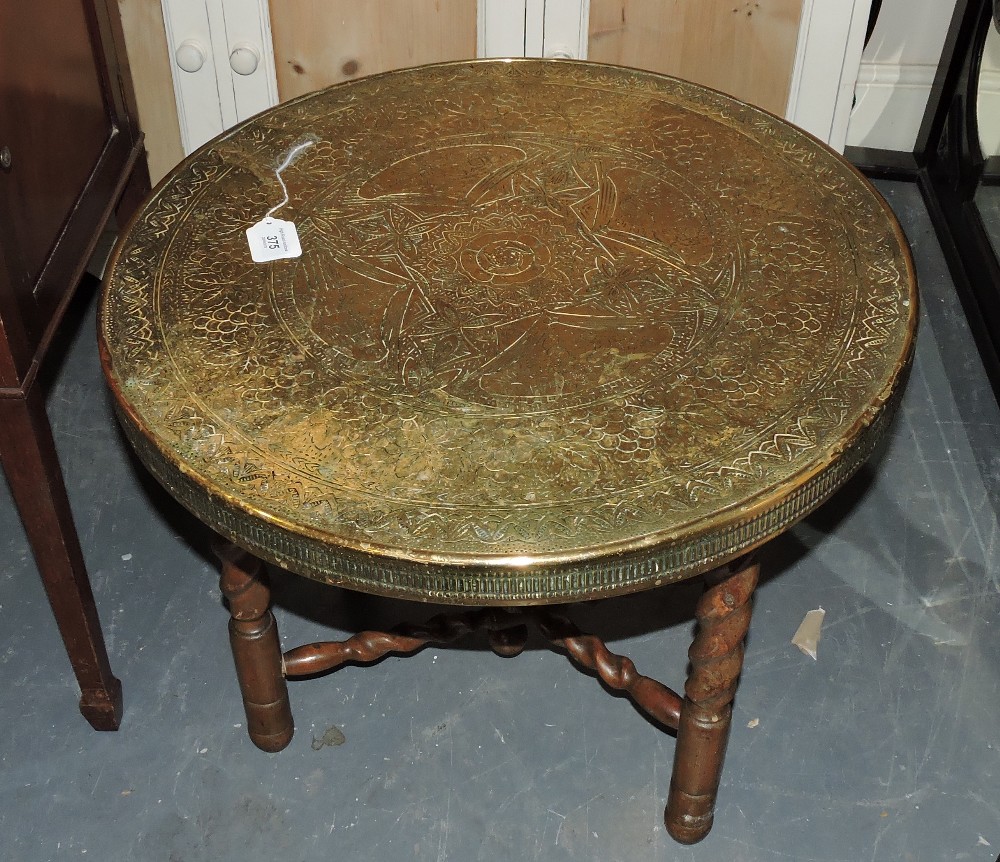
217;543;294;752
665;559;759;844
0;392;122;730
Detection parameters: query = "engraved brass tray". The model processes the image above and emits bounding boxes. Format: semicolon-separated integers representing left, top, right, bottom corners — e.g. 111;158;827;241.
99;60;916;604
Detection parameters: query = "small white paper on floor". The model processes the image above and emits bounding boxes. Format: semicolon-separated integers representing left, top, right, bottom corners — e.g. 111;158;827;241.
792;607;826;659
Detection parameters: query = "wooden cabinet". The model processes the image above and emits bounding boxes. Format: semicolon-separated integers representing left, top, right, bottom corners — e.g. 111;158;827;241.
0;0;149;730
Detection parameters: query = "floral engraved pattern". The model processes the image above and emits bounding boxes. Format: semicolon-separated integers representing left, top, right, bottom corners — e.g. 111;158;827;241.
100;61;916;601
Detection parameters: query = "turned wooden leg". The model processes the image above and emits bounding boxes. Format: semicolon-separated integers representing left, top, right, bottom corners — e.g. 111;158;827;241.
665;558;759;844
216;543;293;752
0;392;122;730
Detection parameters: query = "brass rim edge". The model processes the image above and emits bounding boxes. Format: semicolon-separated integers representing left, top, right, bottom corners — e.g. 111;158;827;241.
111;348;911;605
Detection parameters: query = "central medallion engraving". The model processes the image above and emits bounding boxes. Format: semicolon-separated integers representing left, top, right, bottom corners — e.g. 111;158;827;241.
468;236;537;280
274;135;743;410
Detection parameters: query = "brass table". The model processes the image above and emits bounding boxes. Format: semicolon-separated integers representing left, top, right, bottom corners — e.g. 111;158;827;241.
99;60;916;845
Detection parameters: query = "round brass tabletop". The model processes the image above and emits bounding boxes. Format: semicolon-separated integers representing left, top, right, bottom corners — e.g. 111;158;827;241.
100;60;916;604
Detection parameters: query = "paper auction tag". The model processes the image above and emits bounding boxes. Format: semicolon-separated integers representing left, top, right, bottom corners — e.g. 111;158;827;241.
246;217;302;262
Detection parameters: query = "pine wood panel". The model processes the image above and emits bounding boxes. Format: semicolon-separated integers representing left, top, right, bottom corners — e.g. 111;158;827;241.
271;0;478;101
117;0;184;183
588;0;803;115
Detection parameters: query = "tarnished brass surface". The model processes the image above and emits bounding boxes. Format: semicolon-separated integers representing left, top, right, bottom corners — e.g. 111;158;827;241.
99;60;916;604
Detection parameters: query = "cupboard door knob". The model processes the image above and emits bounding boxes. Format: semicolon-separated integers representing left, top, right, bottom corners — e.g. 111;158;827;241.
229;43;260;76
0;146;10;170
175;39;207;73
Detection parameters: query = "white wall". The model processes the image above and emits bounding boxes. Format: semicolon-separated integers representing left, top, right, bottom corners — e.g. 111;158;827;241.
980;22;1000;156
845;0;956;151
846;0;1000;155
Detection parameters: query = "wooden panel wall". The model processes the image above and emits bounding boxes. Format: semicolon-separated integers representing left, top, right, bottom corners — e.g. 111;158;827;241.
116;0;801;183
270;0;478;101
116;0;183;184
588;0;803;115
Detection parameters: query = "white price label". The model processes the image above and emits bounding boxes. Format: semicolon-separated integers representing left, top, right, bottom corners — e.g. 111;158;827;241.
246;218;302;262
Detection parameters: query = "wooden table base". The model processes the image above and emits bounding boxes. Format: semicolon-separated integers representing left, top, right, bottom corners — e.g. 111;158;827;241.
666;560;759;843
217;543;293;753
215;542;757;845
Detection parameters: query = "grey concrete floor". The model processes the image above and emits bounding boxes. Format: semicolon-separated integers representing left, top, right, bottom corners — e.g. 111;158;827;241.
1;180;999;861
